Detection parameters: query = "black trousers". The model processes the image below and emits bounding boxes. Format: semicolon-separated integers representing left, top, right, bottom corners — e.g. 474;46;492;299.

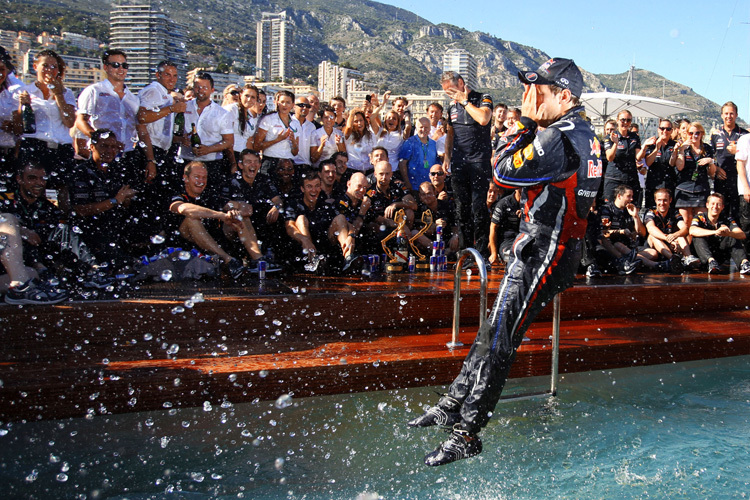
692;234;746;267
714;177;740;220
447;229;583;433
452;160;491;254
740;197;750;254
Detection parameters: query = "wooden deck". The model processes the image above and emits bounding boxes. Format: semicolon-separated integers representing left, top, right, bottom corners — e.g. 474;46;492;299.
1;267;749;422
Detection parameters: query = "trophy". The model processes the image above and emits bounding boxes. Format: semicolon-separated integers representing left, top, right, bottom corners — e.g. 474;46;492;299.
381;209;410;273
408;209;433;271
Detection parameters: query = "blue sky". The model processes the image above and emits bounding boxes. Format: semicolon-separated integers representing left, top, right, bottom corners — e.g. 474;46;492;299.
380;0;750;115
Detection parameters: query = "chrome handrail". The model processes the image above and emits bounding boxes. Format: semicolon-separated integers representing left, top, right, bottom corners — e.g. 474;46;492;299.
448;248;487;349
550;293;561;396
499;293;562;402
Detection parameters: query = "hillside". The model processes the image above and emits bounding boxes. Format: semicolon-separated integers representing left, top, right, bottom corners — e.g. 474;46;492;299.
1;0;725;122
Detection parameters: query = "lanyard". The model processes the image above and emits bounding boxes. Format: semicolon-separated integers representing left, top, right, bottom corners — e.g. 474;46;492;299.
421;141;429;169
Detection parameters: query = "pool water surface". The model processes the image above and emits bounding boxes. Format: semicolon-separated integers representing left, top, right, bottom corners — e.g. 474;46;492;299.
1;356;748;499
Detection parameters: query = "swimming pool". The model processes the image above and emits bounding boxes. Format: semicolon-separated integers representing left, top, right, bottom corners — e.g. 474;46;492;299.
1;355;748;499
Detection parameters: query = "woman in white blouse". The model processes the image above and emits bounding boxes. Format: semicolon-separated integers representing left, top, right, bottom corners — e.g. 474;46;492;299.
372;110;405;173
343;108;375;174
309;105;345;167
13;49;76;185
254;90;299;175
224;84;261;163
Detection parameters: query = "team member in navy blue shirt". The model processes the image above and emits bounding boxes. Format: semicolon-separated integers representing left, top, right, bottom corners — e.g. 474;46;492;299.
603;110;641;202
488;188;521;266
638;119;677;209
643;188;699;269
169;161;275;277
440;71;493;257
710;101;747;219
689;192;750;274
218;149;286;258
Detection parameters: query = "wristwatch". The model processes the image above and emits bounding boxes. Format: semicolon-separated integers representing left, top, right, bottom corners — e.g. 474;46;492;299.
461;99;469;107
109;197;119;206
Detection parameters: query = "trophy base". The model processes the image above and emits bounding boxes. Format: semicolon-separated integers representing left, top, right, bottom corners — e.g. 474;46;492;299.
415;262;430;272
385;262;406;273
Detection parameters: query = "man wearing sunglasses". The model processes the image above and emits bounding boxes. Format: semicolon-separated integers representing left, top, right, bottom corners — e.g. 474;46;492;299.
429;164;452;202
637;119;678;210
292;96;315;167
603;109;641;203
76;50;140;168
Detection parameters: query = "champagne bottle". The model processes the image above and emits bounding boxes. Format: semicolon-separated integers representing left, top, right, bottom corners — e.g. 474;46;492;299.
190;123;201;147
174;111;185;136
22;102;36;134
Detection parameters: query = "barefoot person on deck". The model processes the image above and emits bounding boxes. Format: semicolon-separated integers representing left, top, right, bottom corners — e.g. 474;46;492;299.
409;58;603;466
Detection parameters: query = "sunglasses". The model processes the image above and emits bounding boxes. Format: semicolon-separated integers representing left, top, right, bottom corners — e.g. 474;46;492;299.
689;131;703;136
296;103;311;108
659;127;673;131
229;90;240;96
619;118;632;123
106;62;129;69
430;171;445;177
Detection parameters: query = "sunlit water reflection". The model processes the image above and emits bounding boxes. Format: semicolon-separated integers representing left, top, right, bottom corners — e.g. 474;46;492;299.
1;356;748;499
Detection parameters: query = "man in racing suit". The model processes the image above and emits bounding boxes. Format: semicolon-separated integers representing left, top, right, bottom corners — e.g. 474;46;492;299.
408;58;603;466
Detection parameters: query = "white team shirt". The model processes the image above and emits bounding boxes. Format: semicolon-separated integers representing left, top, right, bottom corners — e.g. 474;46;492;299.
376;130;404;172
224;102;258;153
179;100;233;161
138;81;174;151
293;118;316;165
345;132;375;172
77;79;139;151
257;112;299;159
734;133;750;195
310;127;344;167
10;82;76;145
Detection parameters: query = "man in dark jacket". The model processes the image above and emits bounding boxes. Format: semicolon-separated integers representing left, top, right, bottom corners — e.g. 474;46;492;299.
410;58;603;466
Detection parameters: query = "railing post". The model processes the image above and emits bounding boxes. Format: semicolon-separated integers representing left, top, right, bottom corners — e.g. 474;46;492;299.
448;248;487;349
550;293;561;396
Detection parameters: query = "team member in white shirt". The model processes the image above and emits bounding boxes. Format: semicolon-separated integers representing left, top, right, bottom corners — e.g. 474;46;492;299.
137;60;187;190
224;84;261;164
177;72;234;198
343;108;375;174
0;47;19;187
310;105;345;168
292;95;316;166
12;49;76;187
76;50;142;176
254;90;299;176
733;133;750;251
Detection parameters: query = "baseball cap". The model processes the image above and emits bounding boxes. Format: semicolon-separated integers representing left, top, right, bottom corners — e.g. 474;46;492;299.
518;58;584;98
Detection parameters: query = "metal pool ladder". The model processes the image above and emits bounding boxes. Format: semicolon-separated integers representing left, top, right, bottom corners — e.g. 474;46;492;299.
449;248;561;400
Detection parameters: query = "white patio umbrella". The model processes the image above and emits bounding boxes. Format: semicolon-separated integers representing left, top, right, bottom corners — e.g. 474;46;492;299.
580;91;696;121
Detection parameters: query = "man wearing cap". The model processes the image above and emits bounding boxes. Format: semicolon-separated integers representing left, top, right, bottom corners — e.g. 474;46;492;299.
410;58;602;466
440;71;493;256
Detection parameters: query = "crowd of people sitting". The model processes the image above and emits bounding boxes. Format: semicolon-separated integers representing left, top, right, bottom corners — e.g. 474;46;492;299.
1;46;749;304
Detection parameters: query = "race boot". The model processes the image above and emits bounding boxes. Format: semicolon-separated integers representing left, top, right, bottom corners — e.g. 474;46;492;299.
424;424;482;466
407;394;461;428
